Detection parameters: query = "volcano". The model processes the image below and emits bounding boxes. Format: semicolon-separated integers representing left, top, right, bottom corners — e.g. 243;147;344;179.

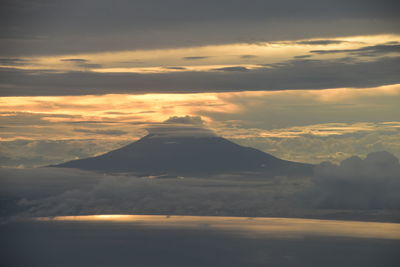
54;128;313;175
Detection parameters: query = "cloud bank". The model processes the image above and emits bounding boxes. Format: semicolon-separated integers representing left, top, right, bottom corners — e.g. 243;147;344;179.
1;56;400;96
1;151;399;220
1;0;399;56
311;151;400;209
0;168;305;218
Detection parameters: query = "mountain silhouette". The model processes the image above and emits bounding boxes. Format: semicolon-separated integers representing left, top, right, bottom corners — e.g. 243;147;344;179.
54;132;313;176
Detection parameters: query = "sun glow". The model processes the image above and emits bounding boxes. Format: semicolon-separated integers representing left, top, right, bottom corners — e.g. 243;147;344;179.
0;84;399;142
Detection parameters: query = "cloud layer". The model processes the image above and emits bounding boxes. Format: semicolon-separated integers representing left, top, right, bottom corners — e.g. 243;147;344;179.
0;168;306;218
1;0;399;56
1;85;399;168
1;56;400;96
311;151;400;209
1;160;399;221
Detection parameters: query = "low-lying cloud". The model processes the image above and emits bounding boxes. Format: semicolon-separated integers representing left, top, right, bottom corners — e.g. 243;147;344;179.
1;150;399;220
311;151;400;209
0;168;304;218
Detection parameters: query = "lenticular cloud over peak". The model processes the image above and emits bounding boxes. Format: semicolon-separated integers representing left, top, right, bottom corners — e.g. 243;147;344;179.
146;125;217;138
146;115;216;138
164;115;205;125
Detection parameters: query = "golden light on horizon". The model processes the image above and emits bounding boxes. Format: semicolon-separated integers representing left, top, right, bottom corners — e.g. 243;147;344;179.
1;84;399;142
1;84;399;116
37;215;400;240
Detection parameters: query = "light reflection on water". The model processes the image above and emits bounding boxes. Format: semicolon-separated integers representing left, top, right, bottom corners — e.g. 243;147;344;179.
37;215;400;240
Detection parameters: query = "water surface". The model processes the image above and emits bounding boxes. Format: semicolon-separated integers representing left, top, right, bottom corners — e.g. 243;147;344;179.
2;215;399;267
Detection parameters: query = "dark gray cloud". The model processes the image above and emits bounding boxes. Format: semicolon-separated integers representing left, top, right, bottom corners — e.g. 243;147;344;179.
212;66;249;72
1;0;399;56
60;58;88;63
310;151;400;209
182;56;209;60
1;56;399;96
293;55;312;59
0;58;31;66
162;66;187;70
74;128;128;136
311;43;400;56
60;58;102;68
296;40;347;45
240;55;258;59
76;63;102;68
68;120;121;124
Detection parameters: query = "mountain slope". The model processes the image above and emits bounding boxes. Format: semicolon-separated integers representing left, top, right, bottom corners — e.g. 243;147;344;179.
54;134;313;175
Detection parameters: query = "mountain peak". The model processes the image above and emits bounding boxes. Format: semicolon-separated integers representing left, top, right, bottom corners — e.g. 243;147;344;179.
54;127;313;176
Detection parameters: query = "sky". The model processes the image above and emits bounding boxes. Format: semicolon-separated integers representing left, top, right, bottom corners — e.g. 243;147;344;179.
1;0;400;167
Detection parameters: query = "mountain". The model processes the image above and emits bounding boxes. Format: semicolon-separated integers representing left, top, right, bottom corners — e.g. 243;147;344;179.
53;133;313;176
